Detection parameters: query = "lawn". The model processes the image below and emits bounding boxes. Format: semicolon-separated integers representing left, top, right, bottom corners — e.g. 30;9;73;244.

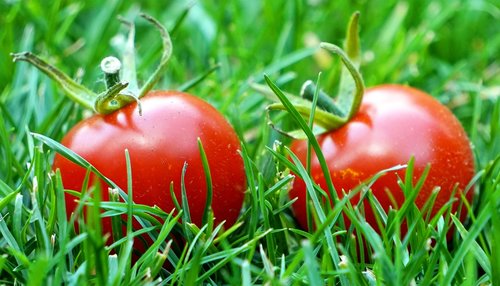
0;0;499;285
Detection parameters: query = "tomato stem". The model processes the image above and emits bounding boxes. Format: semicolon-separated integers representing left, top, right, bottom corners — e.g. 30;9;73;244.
94;56;144;115
94;13;172;114
300;80;344;116
101;56;122;89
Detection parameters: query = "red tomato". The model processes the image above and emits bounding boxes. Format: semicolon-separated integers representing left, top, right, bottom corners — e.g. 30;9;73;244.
54;91;246;236
289;85;474;234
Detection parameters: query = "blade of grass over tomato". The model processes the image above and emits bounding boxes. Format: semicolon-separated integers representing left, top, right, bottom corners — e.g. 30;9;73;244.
30;133;170;254
124;149;134;242
197;138;214;226
239;140;259;241
286;146;345;281
305;72;322;173
180;161;194;242
114;148;135;284
343;205;397;285
30;133;132;203
387;158;431;239
263;75;338;202
100;203;163;227
169;181;181;219
304;72;324;230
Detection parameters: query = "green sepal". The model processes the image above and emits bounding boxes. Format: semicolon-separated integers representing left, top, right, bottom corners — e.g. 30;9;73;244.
267;100;346;131
265;42;364;138
10;52;97;111
10;13;172;115
337;11;362;119
259;12;365;137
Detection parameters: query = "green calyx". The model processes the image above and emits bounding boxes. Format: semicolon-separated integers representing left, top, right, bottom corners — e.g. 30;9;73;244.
257;12;365;138
10;13;172;115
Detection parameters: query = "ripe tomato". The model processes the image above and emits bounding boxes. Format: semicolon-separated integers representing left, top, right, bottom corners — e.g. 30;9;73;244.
289;84;474;233
54;91;246;234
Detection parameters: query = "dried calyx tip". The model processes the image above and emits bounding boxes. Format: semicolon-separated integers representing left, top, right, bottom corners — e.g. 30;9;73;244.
100;56;122;74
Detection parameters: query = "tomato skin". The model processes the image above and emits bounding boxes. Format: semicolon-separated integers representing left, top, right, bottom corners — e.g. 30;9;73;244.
290;85;475;233
54;91;246;234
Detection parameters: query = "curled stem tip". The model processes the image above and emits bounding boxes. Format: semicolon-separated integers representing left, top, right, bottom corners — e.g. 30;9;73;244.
319;42;365;120
137;13;173;99
345;11;361;62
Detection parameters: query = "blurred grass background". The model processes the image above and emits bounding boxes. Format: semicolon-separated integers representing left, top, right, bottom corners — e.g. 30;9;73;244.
1;0;498;183
0;0;499;284
1;0;498;130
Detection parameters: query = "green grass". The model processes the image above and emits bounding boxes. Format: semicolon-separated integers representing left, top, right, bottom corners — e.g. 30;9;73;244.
1;0;499;285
